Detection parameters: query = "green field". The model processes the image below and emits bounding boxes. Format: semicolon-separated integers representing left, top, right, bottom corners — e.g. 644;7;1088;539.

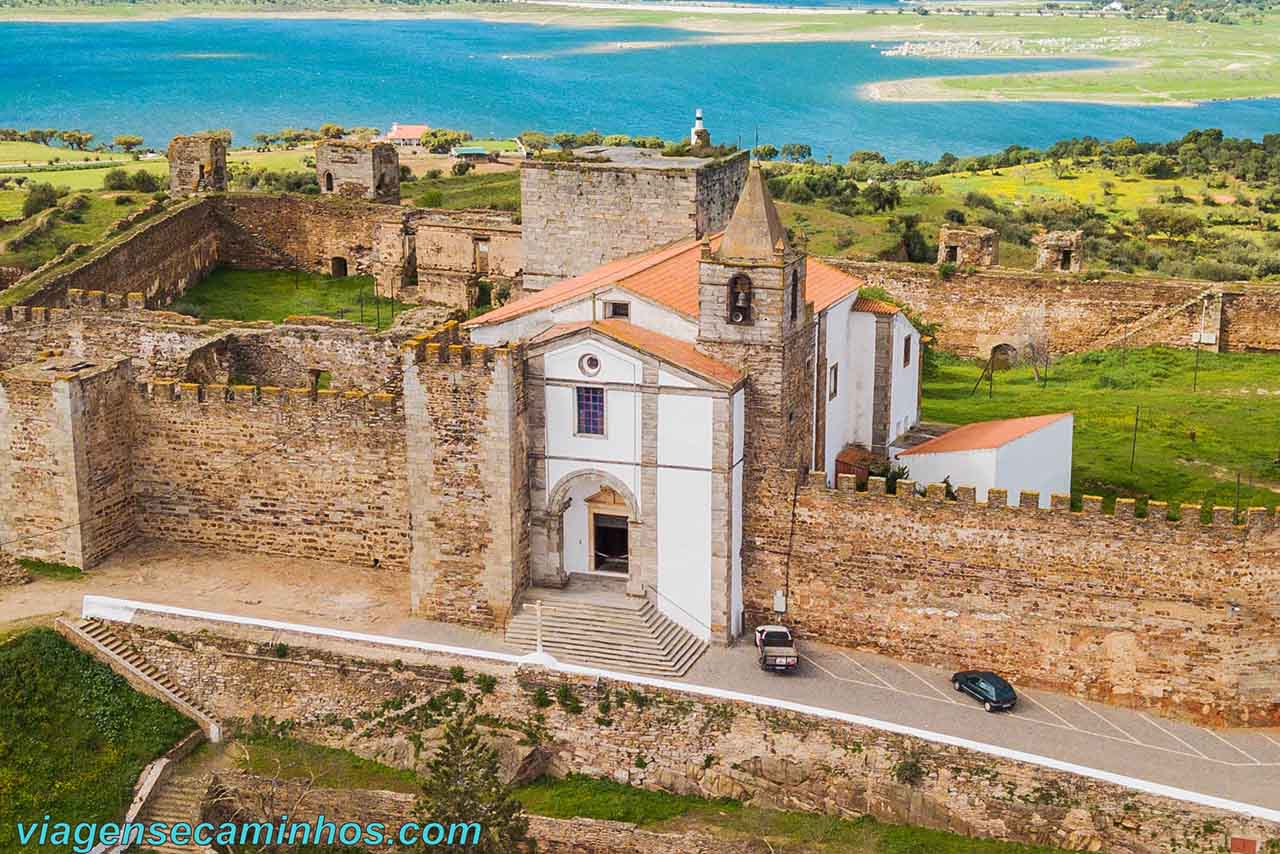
172;267;414;330
922;347;1280;515
403;169;520;212
0;629;195;853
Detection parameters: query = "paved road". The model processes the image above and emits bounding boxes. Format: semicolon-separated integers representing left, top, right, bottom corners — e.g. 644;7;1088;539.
683;640;1280;810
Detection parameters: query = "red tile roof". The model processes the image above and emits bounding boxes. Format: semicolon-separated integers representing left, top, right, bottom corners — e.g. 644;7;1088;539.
898;413;1072;456
386;123;431;140
851;297;902;316
532;319;743;388
468;234;866;328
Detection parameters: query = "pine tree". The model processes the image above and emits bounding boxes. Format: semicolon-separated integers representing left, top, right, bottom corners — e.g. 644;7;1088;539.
412;704;528;853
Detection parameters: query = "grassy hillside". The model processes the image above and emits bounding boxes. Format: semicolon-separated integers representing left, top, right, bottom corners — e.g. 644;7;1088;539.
403;169;520;212
922;347;1280;514
0;193;150;271
0;629;195;853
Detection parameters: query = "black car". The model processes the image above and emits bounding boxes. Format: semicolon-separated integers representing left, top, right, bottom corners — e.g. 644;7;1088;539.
952;670;1018;712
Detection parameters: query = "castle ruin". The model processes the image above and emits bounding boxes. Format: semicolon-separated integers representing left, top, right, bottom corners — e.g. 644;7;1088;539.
937;225;999;267
166;134;227;195
316;140;401;204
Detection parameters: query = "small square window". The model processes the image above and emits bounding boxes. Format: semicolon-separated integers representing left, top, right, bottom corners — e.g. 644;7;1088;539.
828;363;838;400
576;386;605;436
604;301;630;319
903;336;912;368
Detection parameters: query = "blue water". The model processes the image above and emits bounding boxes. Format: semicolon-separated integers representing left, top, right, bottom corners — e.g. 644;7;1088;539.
1;18;1277;160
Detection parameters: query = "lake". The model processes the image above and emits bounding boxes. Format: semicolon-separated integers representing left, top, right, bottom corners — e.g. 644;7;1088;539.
1;18;1277;159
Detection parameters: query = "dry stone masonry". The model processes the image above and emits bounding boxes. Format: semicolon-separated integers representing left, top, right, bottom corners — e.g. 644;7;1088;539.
316;140;401;204
110;620;1280;854
167;134;227;195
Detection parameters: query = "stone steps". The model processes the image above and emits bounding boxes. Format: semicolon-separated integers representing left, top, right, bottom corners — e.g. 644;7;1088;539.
506;597;706;677
69;618;221;735
134;775;214;854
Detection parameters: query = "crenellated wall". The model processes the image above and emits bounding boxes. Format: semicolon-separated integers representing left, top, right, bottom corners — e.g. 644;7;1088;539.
402;321;530;626
743;470;1280;726
130;379;410;571
825;259;1280;357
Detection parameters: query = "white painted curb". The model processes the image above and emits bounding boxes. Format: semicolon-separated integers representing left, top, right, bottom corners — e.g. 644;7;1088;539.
82;595;1280;824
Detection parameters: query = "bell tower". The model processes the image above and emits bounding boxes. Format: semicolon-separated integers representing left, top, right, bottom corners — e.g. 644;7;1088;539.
697;162;813;473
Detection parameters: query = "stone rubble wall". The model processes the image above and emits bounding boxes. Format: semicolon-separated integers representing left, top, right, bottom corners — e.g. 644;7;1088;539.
520;153;747;290
743;471;1280;727
402;321;530;626
826;259;1280;356
205;772;734;853
115;621;1279;854
130;379;411;571
20;199;221;309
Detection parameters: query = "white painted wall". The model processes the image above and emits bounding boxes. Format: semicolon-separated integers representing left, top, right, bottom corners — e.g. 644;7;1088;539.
730;389;745;637
993;415;1074;508
469;288;696;346
544;340;642;473
848;311;877;451
888;313;920;444
657;468;712;640
560;477;598;574
896;415;1073;509
655;391;715;641
897;447;997;500
819;295;856;486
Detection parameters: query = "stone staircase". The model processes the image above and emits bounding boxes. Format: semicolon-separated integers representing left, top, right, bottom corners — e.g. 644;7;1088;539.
505;588;707;677
134;775;214;854
1094;287;1220;352
58;617;221;741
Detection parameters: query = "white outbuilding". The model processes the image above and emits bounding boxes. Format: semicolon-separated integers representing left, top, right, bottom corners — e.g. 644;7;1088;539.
894;413;1073;508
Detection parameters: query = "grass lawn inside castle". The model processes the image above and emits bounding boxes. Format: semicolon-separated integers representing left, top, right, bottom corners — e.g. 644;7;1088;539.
923;347;1280;515
173;267;414;330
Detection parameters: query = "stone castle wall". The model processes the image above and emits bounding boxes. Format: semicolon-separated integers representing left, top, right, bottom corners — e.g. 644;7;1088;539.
23;200;221;309
403;322;530;626
0;357;137;569
743;471;1280;727
316;141;400;205
828;260;1280;357
131;380;411;571
112;620;1279;853
405;208;523;308
521;153;747;289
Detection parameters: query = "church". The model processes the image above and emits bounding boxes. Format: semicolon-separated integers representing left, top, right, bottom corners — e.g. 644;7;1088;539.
468;163;922;645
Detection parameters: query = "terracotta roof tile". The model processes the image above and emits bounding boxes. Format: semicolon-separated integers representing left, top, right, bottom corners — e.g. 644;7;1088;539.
898;413;1072;456
533;319;743;388
851;297;902;316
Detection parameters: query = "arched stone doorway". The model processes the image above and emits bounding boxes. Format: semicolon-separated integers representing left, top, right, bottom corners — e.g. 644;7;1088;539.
324;171;334;192
331;256;348;278
544;470;641;593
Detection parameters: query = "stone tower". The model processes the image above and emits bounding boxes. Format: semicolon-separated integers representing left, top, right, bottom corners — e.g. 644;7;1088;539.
697;163;813;474
167;134;227;195
316;141;401;205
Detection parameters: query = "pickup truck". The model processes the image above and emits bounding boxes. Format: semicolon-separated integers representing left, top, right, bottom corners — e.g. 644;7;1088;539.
754;624;799;672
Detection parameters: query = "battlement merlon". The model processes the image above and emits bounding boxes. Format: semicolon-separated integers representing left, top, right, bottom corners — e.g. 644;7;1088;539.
816;472;1274;532
137;378;398;411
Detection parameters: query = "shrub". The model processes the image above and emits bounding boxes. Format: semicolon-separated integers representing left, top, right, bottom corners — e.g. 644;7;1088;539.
416;189;444;208
531;687;552;709
943;208;967;224
449;665;467;683
103;168;131;191
474;673;497;694
114;194;133;206
129;169;162;193
555;684;583;714
936;261;957;280
22;182;58;218
451;160;473;177
425;168;442;179
893;754;927;786
964;190;998;211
